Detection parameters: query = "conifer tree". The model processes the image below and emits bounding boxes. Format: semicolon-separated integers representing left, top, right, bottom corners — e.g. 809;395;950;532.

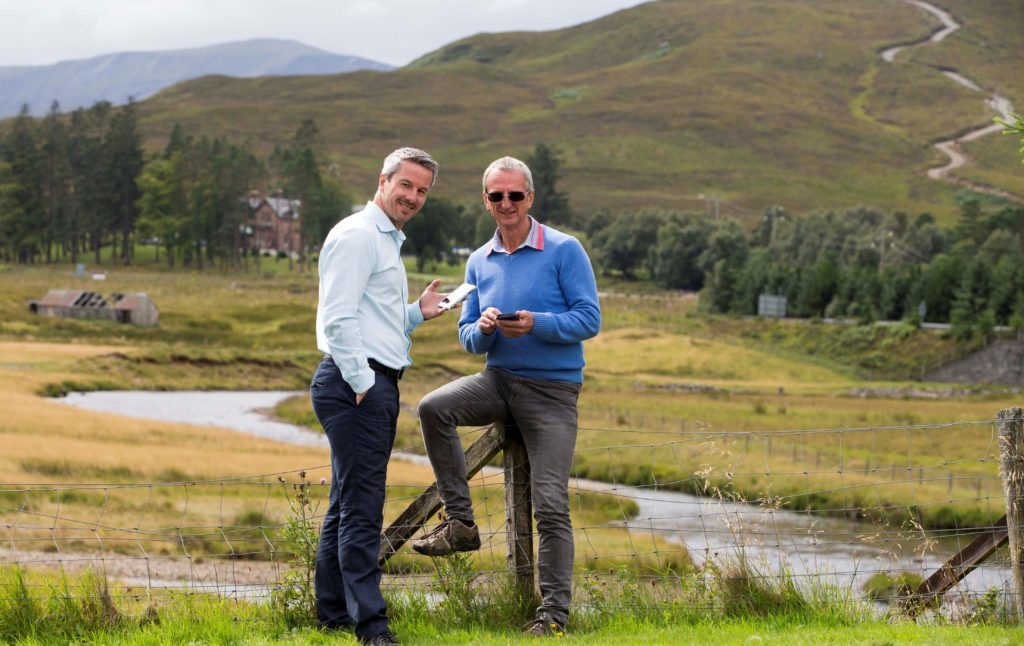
525;142;571;227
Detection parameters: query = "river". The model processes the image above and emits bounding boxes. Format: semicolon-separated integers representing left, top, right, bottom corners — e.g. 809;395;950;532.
56;390;1012;600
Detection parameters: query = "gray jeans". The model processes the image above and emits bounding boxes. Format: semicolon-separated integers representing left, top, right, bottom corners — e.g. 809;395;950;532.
417;367;581;622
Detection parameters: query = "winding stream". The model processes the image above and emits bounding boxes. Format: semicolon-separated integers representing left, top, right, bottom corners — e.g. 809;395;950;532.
883;0;1019;201
57;390;1012;598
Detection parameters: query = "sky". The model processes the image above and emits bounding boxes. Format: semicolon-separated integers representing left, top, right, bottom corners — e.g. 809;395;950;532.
0;0;651;68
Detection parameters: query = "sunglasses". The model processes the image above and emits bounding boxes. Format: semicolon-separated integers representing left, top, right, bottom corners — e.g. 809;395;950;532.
486;191;528;203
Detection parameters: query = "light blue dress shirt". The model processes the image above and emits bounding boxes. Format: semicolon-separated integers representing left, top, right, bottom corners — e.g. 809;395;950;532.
316;202;424;394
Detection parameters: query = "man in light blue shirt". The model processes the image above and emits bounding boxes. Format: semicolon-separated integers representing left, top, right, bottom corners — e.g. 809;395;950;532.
311;147;451;646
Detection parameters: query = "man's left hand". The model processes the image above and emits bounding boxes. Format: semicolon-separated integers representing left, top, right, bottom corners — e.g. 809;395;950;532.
496;310;534;338
419;279;449;320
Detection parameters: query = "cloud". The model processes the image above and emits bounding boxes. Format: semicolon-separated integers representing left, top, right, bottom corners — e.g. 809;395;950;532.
0;0;648;67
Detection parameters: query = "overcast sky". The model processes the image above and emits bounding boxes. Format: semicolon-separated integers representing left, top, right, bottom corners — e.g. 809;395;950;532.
0;0;651;67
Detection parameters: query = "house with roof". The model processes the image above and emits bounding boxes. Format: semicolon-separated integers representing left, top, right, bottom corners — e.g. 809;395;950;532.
246;190;302;255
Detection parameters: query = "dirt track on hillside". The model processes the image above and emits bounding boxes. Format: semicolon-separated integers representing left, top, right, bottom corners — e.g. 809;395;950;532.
884;0;1021;203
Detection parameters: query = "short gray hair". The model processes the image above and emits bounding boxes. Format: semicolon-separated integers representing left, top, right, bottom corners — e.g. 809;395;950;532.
381;147;439;188
482;156;534;193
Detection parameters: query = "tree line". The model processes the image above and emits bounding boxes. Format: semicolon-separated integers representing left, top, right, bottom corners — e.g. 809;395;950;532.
4;105;1022;339
0;102;349;269
584;196;1024;338
402;144;1024;339
0;102;143;264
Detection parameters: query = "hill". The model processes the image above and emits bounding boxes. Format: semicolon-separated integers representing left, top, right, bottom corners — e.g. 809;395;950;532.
0;38;393;118
127;0;1021;223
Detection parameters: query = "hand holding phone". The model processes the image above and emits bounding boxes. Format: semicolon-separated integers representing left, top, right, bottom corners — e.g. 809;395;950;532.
437;283;476;310
495;312;520;321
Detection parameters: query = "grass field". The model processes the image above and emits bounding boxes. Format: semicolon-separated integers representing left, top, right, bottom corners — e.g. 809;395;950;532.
3;262;1023;636
2;262;1015;536
0;263;684;578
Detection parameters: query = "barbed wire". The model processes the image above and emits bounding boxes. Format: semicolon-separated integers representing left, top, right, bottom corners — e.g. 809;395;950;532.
1;415;1019;615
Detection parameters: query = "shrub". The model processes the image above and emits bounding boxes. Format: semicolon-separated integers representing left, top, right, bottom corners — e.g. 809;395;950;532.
270;471;322;627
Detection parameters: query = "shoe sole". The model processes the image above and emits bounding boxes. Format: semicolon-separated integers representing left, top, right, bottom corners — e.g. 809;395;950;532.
411;540;481;557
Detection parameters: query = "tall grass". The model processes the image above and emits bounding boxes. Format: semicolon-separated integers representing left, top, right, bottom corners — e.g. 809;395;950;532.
0;567;122;643
1;562;1021;644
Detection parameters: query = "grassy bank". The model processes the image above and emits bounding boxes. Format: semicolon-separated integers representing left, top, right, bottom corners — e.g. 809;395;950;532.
2;565;1021;645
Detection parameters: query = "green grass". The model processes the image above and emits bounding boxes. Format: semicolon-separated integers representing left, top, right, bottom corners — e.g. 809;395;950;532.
2;565;1021;645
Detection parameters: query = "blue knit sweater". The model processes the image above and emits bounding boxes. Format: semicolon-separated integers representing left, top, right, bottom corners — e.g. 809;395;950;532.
458;224;601;383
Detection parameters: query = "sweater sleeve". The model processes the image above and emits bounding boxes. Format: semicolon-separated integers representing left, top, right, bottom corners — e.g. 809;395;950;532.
458;261;496;354
530;238;602;344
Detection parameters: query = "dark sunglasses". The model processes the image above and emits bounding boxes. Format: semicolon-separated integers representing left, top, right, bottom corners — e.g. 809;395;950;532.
486;191;528;203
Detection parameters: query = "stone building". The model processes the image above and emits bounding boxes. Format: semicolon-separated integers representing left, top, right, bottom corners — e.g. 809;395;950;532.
246;191;302;256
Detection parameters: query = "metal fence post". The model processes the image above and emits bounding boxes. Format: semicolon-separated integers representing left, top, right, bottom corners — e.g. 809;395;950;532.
500;419;535;599
997;407;1024;617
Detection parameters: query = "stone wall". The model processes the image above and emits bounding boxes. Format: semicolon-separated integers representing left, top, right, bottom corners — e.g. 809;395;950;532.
924;339;1024;384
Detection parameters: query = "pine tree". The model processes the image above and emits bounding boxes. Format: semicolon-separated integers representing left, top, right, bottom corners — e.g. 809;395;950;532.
3;105;44;262
40;101;71;262
525;142;571;227
104;101;145;264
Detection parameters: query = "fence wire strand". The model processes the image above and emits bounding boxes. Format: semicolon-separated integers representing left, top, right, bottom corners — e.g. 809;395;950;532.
1;416;1020;616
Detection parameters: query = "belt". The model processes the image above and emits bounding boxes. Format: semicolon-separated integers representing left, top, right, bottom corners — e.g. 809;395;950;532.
322;354;406;381
368;358;405;381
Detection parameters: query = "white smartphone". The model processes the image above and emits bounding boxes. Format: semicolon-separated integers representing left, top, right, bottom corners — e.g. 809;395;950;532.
437;282;477;310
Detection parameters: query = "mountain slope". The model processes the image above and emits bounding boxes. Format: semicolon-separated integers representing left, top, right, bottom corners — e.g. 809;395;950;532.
134;0;1022;223
0;39;393;118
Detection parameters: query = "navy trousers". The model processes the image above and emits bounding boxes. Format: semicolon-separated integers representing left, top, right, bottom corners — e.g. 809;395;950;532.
310;356;398;640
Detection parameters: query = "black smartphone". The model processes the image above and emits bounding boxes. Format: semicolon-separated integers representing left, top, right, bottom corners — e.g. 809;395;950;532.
495;312;520;321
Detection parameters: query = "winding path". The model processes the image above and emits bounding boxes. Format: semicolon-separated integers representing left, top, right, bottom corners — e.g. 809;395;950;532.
883;0;1021;202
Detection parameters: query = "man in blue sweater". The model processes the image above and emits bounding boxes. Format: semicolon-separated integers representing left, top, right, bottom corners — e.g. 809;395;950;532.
413;156;601;636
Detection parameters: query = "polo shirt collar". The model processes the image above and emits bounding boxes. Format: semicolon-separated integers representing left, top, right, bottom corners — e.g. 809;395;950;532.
487;216;544;255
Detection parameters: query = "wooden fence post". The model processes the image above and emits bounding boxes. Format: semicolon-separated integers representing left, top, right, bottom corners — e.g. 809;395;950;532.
500;420;535;600
998;407;1024;617
378;424;506;565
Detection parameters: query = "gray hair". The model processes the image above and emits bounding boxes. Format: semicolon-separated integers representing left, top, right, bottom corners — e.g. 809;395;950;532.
381;147;439;188
482;156;534;193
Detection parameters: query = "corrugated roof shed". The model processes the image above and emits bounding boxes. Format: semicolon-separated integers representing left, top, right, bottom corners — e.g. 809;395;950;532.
38;290;83;307
30;290;159;326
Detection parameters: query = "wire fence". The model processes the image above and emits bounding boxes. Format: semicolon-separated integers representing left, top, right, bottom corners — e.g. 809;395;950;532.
1;415;1020;617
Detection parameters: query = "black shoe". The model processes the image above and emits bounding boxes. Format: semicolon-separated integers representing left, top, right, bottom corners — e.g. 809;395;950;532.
523;611;565;637
362;629;399;645
411;518;481;556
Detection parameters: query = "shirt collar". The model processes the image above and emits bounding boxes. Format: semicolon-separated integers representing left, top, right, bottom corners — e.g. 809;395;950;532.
487;216;544;255
365;201;406;241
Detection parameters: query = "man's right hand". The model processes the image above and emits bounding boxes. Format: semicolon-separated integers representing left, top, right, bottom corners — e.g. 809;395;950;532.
356;390;367;406
479;307;499;335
